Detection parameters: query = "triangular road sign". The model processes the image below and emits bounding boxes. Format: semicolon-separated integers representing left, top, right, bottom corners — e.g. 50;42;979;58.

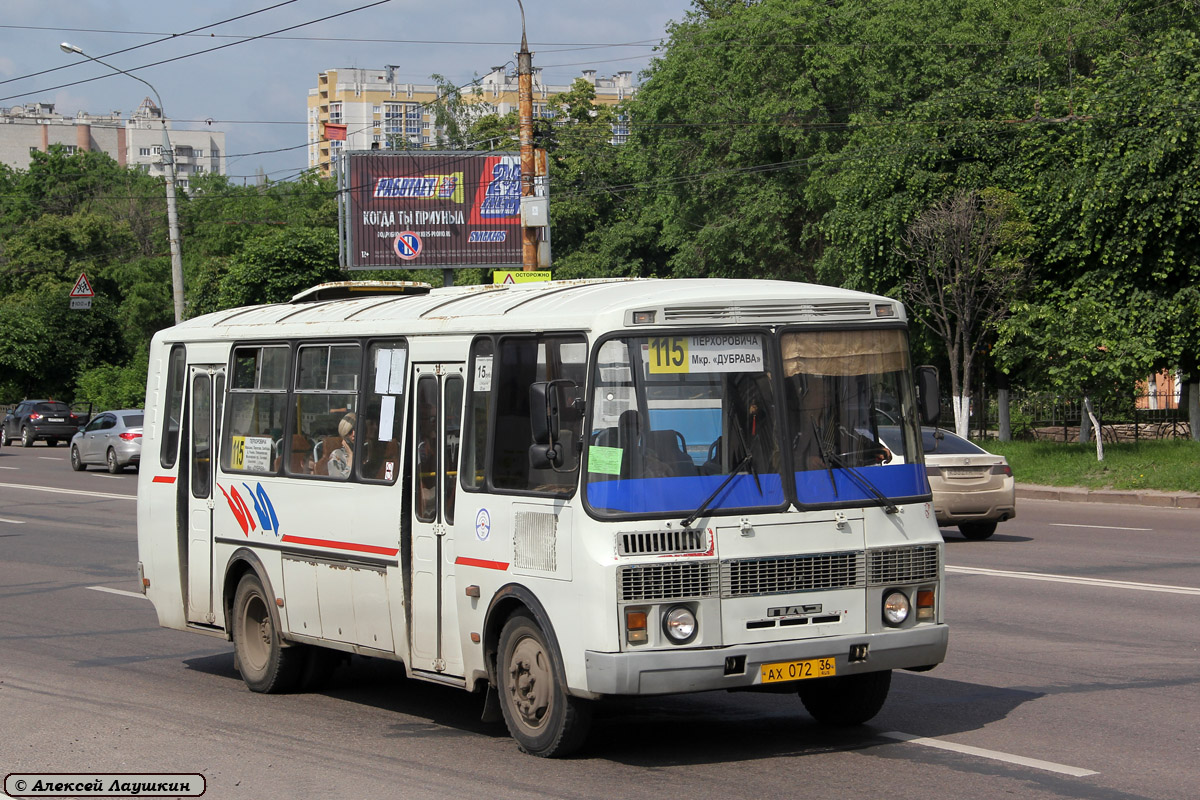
70;273;94;298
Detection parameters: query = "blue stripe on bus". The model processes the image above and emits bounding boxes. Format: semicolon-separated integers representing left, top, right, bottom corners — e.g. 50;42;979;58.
587;463;928;514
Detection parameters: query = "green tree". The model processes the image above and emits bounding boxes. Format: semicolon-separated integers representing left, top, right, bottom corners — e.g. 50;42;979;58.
217;226;341;307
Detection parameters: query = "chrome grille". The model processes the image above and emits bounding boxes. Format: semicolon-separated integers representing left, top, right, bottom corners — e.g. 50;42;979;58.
868;545;940;585
721;551;865;598
619;529;707;556
619;561;719;601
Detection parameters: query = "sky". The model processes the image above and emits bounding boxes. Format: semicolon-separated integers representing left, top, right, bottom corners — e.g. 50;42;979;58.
0;0;695;182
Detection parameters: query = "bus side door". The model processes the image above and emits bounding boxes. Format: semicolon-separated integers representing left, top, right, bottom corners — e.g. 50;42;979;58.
186;364;225;625
409;364;465;678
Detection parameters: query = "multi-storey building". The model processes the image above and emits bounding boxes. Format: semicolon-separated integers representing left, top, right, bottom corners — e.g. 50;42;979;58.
0;98;226;189
307;66;636;176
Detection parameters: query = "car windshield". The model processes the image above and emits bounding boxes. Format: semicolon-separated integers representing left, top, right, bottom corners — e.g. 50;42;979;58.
780;329;928;506
585;333;785;517
121;414;145;427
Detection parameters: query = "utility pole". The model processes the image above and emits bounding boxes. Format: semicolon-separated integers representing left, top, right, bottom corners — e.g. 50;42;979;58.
516;1;537;272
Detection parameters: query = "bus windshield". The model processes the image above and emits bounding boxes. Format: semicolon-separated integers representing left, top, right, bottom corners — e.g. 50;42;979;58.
585;333;786;518
780;328;926;506
584;328;928;518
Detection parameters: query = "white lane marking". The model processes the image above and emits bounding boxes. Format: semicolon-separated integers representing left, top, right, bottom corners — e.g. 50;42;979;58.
881;731;1098;777
0;465;18;470
1051;523;1152;531
38;457;65;461
87;586;147;600
0;481;134;501
0;517;27;524
948;565;1200;596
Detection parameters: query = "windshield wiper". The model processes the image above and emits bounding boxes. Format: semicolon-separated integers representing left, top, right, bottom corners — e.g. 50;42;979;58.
818;437;899;514
681;451;754;529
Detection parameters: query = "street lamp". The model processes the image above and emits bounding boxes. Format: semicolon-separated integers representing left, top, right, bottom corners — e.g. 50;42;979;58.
60;42;185;324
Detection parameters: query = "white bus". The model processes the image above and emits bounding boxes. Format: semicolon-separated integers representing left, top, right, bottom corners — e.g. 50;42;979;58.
136;278;947;756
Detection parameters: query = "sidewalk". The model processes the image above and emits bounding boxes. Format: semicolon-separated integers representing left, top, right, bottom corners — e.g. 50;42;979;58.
1017;483;1200;509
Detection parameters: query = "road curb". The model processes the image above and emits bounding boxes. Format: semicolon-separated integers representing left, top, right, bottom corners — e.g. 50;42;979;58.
1017;483;1200;509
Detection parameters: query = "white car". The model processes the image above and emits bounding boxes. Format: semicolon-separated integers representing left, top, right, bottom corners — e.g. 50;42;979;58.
877;426;1016;540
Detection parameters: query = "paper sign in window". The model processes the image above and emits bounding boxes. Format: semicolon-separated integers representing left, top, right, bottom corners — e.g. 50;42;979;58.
588;445;623;476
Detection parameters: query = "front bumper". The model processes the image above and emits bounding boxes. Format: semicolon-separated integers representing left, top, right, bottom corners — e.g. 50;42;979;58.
584;623;948;696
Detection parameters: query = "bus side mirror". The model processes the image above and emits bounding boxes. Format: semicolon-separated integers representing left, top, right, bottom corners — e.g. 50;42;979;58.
916;366;940;426
529;382;558;446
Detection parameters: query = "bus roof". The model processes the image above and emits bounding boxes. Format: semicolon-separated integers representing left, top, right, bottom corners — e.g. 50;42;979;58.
160;278;906;341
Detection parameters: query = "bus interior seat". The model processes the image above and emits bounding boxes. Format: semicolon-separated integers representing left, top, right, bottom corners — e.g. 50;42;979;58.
645;429;697;476
312;435;343;476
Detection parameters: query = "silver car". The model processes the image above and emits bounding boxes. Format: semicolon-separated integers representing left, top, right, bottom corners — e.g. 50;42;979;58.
70;409;144;473
877;426;1016;540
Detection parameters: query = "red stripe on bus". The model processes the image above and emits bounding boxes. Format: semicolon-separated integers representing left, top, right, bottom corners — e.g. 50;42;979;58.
455;556;510;571
280;535;399;557
152;476;176;484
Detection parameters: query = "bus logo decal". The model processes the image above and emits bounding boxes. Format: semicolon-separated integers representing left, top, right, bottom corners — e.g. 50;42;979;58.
218;483;256;536
475;508;491;541
242;482;280;538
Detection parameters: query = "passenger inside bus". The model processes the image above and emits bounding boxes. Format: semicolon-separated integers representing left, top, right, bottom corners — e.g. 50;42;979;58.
325;413;356;478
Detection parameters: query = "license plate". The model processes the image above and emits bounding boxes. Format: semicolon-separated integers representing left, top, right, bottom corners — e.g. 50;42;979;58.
946;467;982;478
761;657;836;684
48;418;65;423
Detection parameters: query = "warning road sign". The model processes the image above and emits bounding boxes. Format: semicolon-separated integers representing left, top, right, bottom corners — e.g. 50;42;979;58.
493;271;551;284
70;273;94;298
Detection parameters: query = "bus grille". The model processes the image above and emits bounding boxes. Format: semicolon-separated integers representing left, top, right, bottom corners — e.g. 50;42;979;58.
618;529;707;556
662;302;872;324
867;545;940;585
721;551;865;598
619;562;719;601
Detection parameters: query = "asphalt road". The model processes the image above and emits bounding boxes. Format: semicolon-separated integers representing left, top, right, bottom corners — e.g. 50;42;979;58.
2;442;1198;799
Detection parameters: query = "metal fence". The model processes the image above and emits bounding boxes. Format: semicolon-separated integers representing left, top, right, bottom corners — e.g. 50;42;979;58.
943;389;1192;442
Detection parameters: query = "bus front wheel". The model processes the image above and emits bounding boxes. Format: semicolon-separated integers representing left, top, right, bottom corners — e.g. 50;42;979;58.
497;611;592;757
798;669;891;726
231;573;305;693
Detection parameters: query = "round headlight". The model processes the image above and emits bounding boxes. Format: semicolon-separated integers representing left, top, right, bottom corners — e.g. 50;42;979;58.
883;590;910;626
663;606;697;643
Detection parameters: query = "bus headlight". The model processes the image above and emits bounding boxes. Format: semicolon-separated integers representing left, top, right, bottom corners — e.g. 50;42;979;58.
882;591;910;627
662;605;697;644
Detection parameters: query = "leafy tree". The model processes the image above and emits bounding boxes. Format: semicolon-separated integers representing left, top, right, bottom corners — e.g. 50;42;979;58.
898;188;1031;437
217;226;341;307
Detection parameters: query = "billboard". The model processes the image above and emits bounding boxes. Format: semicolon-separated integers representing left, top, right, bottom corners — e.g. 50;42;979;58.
338;150;526;270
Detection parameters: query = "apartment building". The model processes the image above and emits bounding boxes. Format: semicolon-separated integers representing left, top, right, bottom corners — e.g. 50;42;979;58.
0;99;226;189
307;66;635;176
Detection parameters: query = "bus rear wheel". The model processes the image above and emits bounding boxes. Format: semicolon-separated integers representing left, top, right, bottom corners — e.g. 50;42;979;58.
798;669;892;726
231;573;305;693
497;611;591;757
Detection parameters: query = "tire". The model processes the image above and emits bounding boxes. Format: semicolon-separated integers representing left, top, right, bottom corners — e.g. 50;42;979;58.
21;426;34;447
106;448;123;474
959;521;997;540
497;611;592;757
798;669;892;726
231;573;305;693
70;445;87;471
0;427;8;447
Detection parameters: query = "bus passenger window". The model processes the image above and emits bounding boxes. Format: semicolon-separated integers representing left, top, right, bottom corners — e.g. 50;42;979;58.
292;343;360;480
223;344;288;474
362;340;406;484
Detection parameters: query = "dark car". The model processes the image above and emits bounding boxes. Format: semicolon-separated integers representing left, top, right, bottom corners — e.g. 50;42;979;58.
69;409;144;473
1;400;86;447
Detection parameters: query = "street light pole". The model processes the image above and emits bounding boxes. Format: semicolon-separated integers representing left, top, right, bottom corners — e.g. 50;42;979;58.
60;42;186;324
